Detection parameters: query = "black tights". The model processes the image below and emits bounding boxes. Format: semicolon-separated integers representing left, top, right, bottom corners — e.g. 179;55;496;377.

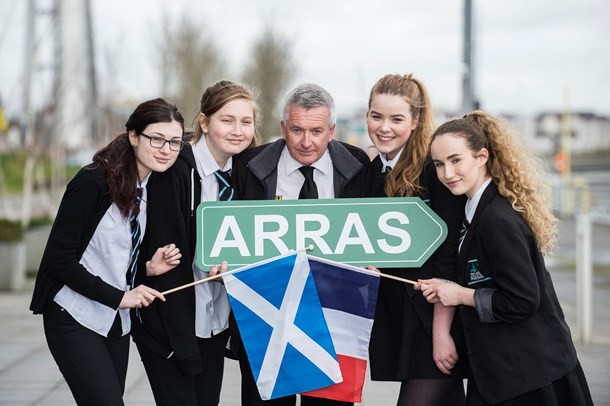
397;378;465;406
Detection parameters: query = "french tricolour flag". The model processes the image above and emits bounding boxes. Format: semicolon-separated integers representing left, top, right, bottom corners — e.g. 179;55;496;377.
303;255;380;403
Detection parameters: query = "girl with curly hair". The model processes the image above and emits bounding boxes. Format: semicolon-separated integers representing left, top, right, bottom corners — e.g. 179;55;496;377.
418;111;593;405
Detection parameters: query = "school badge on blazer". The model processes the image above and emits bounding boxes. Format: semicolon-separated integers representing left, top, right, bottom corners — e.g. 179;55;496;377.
467;258;492;286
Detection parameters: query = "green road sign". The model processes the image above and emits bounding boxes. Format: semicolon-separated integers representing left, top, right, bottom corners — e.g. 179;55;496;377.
196;197;447;269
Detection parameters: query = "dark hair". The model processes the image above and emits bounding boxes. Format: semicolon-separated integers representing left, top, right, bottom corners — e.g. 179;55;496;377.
192;79;261;147
93;98;184;218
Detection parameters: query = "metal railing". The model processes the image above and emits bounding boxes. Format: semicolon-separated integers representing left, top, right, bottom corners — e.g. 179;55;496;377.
550;174;610;344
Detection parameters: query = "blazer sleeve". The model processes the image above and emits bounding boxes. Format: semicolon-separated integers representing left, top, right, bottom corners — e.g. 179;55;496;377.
479;211;541;322
41;169;124;309
140;163;201;374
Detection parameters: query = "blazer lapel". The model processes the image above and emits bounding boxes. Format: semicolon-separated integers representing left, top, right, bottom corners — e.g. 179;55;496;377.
457;183;499;284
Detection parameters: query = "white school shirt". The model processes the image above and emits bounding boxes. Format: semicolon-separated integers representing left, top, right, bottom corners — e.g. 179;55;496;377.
191;139;231;338
378;146;404;172
54;175;149;337
275;146;334;199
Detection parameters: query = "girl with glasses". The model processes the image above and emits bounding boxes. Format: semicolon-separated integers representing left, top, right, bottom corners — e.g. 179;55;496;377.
30;98;184;405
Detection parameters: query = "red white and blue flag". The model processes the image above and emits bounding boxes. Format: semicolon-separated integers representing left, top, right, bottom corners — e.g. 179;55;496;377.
304;255;380;402
223;252;380;402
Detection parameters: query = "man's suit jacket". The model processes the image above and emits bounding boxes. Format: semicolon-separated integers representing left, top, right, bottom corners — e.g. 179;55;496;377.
232;139;369;200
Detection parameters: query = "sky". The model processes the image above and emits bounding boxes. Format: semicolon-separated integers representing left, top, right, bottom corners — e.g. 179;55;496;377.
1;0;609;121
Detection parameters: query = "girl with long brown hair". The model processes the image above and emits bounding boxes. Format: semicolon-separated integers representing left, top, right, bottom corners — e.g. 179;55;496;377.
30;97;184;405
366;74;466;405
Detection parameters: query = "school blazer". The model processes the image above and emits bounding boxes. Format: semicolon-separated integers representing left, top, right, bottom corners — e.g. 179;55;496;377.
130;146;202;376
457;183;578;404
30;164;124;315
365;156;465;325
232;138;370;200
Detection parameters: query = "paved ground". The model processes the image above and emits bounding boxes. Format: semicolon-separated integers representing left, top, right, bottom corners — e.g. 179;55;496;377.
1;219;609;405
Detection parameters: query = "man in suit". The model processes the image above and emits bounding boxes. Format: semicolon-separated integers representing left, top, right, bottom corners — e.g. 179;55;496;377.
231;83;370;406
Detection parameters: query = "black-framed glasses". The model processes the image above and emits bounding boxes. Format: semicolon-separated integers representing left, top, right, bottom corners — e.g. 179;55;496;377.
139;133;184;151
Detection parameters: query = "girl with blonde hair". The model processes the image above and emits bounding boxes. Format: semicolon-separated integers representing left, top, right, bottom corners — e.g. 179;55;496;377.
131;80;261;405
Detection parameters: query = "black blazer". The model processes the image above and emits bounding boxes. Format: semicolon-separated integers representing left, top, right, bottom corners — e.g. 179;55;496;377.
130;145;202;376
365;156;466;379
232;139;370;200
457;182;578;404
30;164;124;315
365;156;466;282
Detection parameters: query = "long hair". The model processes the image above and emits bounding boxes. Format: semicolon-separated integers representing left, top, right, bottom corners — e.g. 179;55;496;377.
367;74;435;197
192;79;262;148
431;111;557;254
93;98;184;219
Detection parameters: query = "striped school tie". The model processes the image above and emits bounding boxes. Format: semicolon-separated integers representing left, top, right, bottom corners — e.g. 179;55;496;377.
127;188;143;289
215;169;234;201
458;218;469;248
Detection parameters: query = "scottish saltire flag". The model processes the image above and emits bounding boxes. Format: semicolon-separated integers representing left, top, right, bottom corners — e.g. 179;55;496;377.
223;252;342;400
303;255;380;403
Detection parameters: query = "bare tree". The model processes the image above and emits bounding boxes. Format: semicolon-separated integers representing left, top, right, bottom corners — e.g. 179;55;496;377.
158;14;226;127
241;23;295;142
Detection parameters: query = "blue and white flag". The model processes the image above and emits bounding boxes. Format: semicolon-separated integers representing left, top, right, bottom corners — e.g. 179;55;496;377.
224;252;342;400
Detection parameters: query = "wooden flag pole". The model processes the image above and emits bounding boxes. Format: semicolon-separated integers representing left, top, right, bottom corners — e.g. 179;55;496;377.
161;246;416;296
161;246;314;296
161;272;226;296
378;273;416;285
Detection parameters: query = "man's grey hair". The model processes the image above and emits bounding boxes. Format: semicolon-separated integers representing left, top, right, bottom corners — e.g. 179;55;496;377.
281;83;336;127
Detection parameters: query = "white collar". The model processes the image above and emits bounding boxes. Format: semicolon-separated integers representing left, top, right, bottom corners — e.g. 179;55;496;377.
138;173;150;189
379;146;404;172
465;177;493;222
281;146;332;176
192;137;232;177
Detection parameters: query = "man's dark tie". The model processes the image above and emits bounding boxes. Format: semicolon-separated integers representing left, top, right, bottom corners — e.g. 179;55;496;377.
459;218;469;248
215;169;234;201
299;166;318;199
127;188;143;289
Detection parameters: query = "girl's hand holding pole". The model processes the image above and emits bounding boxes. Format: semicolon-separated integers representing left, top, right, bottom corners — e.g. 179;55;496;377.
417;278;474;307
120;285;166;309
